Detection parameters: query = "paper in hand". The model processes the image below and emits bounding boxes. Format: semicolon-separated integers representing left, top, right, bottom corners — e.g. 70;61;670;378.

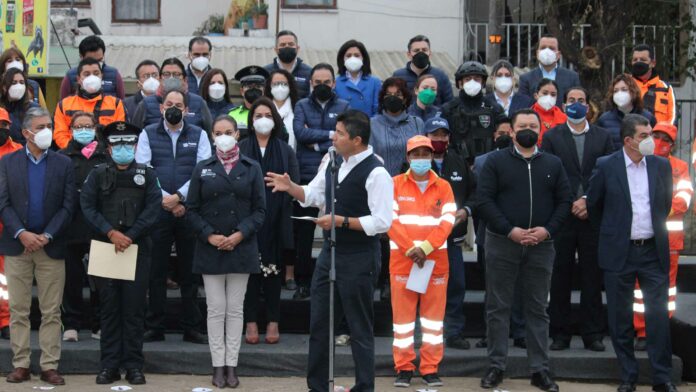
406;260;435;294
88;240;138;281
291;216;318;222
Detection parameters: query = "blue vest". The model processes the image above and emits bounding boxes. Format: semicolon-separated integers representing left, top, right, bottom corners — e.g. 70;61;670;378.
144;121;202;194
142;93;207;130
66;64;119;97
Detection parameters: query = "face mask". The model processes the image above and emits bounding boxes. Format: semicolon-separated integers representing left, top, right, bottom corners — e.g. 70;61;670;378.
253;117;275;135
515;129;538;148
430;140;448;154
271;84;290;101
215;134;237;153
31;127;53;150
191;56;209;72
417;89;436;106
537;94;556;111
412;51;430;69
278;47;297;63
565;101;588;124
494;76;513;93
8;83;25;101
313;84;333;102
631;61;651;78
653;138;672;157
142;77;160;94
538;48;557;66
463;80;482;97
410;158;431;175
344;56;363;73
208;83;226;101
494;134;512;149
164;106;183;125
81;74;102;94
243;88;262;104
613;91;632;108
636;136;655;156
6;60;23;72
72;128;96;145
111;144;136;165
383;95;404;113
0;127;9;146
163;77;183;91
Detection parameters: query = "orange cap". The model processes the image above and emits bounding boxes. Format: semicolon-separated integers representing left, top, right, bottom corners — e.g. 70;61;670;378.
0;108;11;124
406;135;433;153
653;122;677;142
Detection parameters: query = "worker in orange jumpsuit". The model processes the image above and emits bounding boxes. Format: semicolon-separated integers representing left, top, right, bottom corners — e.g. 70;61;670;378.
631;44;676;125
633;122;691;351
388;135;455;389
0;107;23;339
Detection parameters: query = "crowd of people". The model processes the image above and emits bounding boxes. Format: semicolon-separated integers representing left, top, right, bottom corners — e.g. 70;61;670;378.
0;29;687;392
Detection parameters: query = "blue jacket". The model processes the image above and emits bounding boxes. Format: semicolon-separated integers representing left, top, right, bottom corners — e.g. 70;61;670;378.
369;111;424;176
206;99;236;120
483;92;534;116
335;74;381;117
27;79;41;104
392;62;454;106
264;58;313;99
186;63;211;96
596;108;657;150
5;100;39;145
518;66;581;107
132;93;213;132
64;63;121;98
144;121;204;195
123;92;144;123
293;94;350;182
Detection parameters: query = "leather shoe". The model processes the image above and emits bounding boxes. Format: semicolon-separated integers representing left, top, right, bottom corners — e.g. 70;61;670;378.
212;366;226;388
480;367;504;389
96;368;121;384
125;368;146;385
143;329;165;342
446;335;470;350
6;367;30;383
513;337;527;349
293;286;310;300
183;330;209;344
226;366;239;388
531;370;559;392
0;326;9;340
585;339;606;352
617;382;637;392
653;383;679;392
549;338;570;351
635;337;647;351
40;369;65;385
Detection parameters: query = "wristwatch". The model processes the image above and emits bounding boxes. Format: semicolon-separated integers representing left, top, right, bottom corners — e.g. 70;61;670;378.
176;191;186;203
342;216;350;229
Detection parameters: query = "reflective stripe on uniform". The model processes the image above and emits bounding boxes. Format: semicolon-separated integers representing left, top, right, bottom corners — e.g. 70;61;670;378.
669;286;677;296
413;240;447;250
393;200;399;211
441;202;457;214
675;191;691;207
633;303;645;313
634;289;643;299
440;214;455;225
0;287;7;300
668;301;676;311
390;241;398;250
390;240;448;251
419;318;443;331
0;273;6;286
398;214;454;226
393;322;416;334
393;336;415;348
676;180;693;191
666;221;684;231
421;333;444;345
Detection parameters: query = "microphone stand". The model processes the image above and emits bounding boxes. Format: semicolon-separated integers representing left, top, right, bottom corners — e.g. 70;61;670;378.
328;150;338;392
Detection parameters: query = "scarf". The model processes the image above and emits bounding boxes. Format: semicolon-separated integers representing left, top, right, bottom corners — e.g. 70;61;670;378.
216;144;240;174
81;141;98;159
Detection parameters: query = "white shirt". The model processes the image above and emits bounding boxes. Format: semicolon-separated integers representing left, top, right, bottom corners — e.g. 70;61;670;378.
623;148;654;239
300;146;394;236
494;91;514;116
275;98;296;151
567;120;589;135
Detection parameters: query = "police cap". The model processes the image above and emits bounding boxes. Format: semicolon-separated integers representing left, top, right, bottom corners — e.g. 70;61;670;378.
234;65;270;84
103;121;140;145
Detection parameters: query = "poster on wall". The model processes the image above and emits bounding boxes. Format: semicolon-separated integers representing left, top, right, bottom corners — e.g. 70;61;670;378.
0;0;49;76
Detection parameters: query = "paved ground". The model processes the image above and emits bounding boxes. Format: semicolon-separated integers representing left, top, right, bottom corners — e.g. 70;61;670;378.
2;375;696;392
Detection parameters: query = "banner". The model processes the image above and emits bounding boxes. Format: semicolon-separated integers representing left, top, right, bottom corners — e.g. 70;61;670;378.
0;0;49;76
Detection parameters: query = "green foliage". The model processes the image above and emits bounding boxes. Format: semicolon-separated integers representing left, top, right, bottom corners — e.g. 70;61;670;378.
193;14;225;35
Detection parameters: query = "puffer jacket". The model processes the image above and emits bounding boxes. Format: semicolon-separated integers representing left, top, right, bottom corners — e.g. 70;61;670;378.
369;111;424;176
596;108;657;150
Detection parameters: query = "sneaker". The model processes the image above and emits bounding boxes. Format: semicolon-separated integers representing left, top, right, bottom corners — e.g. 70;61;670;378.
91;330;101;340
422;373;443;387
393;371;413;387
335;334;350;346
62;329;78;342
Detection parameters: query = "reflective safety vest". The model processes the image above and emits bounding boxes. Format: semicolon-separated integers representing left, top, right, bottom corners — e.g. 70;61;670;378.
666;155;692;250
634;74;676;125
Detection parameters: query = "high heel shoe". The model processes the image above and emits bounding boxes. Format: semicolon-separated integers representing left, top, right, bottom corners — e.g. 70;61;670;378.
245;322;259;344
211;366;226;388
265;322;280;344
225;366;239;388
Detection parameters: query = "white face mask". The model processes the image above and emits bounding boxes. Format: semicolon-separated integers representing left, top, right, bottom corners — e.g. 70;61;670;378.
637;136;655;156
537;94;556;111
538;48;558;66
613;91;632;108
142;77;160;94
344;56;363;73
215;134;237;153
31;127;52;150
6;60;23;72
271;84;290;101
8;83;26;101
191;56;210;72
463;79;482;97
494;76;513;93
253;117;275;136
208;83;226;101
81;75;102;94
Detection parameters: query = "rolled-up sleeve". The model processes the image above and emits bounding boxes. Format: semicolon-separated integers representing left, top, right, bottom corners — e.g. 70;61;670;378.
299;155;329;210
359;167;394;236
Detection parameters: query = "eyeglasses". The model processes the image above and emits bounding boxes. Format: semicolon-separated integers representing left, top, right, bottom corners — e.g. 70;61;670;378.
271;82;289;88
141;72;159;79
161;72;183;78
108;135;138;145
242;83;264;89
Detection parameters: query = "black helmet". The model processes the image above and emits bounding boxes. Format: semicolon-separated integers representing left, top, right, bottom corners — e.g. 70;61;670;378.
454;61;488;84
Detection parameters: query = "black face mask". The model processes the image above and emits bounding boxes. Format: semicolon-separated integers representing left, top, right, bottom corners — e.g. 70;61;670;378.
631;61;651;78
494;134;512;149
243;88;263;104
313;84;333;102
515;129;538;148
412;52;430;69
383;95;404;113
164;106;183;125
0;127;9;146
278;47;298;63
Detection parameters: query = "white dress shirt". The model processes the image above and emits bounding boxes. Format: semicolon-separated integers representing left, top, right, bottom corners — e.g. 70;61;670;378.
494;91;514;116
275;98;296;151
300;145;393;236
623;148;654;239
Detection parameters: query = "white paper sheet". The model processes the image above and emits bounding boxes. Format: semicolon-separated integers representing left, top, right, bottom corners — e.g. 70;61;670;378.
87;240;138;281
406;260;435;294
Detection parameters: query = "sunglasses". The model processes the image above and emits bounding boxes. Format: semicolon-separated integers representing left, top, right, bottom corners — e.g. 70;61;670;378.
108;135;138;146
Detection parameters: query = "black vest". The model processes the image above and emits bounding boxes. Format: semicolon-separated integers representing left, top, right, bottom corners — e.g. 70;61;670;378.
324;154;381;248
445;95;497;162
93;163;148;232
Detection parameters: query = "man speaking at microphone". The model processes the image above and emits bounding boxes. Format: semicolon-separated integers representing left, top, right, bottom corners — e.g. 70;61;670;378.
266;109;393;392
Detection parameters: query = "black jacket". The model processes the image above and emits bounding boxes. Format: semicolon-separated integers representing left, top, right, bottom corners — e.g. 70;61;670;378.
186;155;266;275
477;146;572;237
435;148;476;242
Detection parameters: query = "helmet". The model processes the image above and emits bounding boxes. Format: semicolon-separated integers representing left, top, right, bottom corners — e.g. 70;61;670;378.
454;61;488;84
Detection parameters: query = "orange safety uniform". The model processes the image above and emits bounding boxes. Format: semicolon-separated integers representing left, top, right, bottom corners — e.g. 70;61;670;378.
634;74;676;125
532;102;567;146
53;93;126;149
0;137;23;330
388;168;455;375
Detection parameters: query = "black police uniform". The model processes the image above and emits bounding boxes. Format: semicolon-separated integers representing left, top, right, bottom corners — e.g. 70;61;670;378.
231;65;270;140
80;153;162;371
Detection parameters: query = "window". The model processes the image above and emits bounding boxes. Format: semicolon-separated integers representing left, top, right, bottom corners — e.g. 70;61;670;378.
52;0;90;7
112;0;160;23
281;0;336;9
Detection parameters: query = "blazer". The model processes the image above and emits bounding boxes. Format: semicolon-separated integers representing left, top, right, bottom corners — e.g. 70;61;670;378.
518;66;581;106
586;150;672;272
540;123;614;198
0;149;75;259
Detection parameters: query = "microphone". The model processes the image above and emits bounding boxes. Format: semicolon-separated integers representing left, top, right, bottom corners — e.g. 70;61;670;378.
328;146;338;173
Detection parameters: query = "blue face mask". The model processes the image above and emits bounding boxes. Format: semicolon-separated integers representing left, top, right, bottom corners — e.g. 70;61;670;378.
410;158;431;175
565;101;588;124
72;128;95;145
111;144;136;165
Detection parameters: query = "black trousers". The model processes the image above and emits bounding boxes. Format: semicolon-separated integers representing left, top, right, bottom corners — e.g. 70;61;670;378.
97;239;151;369
244;273;282;323
549;217;605;344
146;212;202;333
307;240;379;392
293;204;319;289
61;242;100;332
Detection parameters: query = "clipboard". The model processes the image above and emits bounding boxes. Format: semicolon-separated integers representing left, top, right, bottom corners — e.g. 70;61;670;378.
87;240;138;281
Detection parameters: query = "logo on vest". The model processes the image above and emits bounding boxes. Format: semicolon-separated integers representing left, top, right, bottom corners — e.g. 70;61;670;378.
397;196;416;202
450;171;462;182
133;174;145;186
201;168;216;178
328;113;338;118
478;115;491;128
182;142;198;148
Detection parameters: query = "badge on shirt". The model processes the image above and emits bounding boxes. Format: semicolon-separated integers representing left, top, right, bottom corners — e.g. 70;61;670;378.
133;174;145;185
450;171;462;182
478;115;491;128
201;168;216;178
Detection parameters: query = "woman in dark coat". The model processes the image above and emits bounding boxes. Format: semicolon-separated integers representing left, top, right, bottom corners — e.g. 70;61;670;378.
0;68;39;144
186;115;266;388
239;97;299;346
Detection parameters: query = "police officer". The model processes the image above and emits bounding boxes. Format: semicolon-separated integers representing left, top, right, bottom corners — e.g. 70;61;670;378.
442;61;505;164
80;122;162;385
228;65;270;140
